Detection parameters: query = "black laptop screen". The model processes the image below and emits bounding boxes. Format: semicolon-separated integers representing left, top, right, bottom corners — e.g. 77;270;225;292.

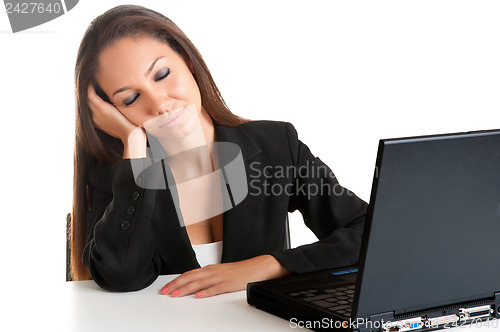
356;131;500;318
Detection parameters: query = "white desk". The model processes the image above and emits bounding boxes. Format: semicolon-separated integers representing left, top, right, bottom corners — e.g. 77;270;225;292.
41;276;499;331
61;275;292;332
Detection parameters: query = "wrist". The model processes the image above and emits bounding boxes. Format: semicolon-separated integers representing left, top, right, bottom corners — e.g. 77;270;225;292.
123;127;147;159
257;254;291;280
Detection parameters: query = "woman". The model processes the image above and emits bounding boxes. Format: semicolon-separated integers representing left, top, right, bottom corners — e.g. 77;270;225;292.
72;4;367;297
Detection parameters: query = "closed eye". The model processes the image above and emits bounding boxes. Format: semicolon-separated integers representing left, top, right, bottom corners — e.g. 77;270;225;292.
123;93;139;106
154;68;171;82
121;68;171;106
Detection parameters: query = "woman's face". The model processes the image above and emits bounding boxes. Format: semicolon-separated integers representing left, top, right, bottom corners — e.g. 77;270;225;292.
96;36;202;139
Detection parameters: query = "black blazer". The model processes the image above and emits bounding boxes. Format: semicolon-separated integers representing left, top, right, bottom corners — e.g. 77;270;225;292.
83;121;367;291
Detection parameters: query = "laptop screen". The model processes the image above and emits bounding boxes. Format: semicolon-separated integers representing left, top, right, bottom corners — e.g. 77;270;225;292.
356;130;500;318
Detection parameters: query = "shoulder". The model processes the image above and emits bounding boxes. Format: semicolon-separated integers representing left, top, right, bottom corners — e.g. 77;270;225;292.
239;120;294;132
238;120;298;143
231;120;302;162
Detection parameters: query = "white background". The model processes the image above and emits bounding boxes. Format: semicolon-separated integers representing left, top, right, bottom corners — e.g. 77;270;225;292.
1;0;500;327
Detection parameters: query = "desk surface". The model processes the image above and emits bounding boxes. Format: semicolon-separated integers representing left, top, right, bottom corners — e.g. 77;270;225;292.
62;275;292;332
43;276;499;331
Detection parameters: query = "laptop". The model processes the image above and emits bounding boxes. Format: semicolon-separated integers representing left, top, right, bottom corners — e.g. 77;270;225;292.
247;129;500;331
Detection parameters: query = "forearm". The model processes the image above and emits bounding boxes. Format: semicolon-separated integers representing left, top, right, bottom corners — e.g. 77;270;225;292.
84;159;161;291
269;216;365;274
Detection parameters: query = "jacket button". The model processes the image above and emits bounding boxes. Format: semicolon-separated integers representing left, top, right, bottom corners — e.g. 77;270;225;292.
133;191;140;201
126;206;136;215
121;220;131;230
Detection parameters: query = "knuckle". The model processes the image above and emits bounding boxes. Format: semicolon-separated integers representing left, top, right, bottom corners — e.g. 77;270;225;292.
206;283;226;296
187;280;204;291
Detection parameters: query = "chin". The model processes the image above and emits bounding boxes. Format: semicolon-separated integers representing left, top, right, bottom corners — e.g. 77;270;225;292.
152;117;200;139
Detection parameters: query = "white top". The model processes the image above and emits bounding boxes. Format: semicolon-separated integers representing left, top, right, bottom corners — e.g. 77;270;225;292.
191;240;223;267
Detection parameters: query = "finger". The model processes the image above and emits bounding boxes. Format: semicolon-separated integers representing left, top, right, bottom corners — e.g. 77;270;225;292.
87;84;115;131
87;84;99;104
172;276;222;298
195;281;239;299
86;97;103;130
88;84;113;110
162;267;222;297
87;86;101;119
161;268;212;295
160;270;198;294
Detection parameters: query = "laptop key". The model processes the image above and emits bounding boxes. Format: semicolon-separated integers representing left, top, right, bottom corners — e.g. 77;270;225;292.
311;300;337;308
328;305;351;312
302;294;335;302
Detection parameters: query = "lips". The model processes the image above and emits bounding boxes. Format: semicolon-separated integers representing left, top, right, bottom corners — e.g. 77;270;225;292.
159;107;185;128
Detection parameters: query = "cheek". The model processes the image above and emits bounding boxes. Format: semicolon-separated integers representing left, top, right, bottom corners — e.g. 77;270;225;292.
119;108;148;127
167;73;201;103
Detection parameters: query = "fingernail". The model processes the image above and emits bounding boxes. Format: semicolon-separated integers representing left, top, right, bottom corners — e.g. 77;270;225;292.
195;292;203;298
160;286;168;295
171;289;180;297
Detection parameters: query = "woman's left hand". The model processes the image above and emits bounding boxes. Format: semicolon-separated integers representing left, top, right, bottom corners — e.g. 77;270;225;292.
160;255;290;298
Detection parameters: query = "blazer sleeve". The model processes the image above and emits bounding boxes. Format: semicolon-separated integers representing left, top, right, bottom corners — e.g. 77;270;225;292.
82;158;162;291
270;122;367;273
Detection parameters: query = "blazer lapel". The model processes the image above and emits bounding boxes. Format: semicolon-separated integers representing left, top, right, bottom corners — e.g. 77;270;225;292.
214;122;263;262
214;123;261;162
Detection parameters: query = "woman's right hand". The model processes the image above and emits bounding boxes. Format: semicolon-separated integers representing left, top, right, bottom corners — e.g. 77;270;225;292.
88;84;147;159
88;84;137;142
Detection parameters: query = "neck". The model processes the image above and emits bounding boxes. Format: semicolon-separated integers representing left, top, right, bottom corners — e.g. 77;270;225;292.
157;109;216;182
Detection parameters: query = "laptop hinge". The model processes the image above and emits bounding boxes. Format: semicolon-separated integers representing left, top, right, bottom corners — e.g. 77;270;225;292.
495;292;500;319
354;311;394;332
355;292;500;332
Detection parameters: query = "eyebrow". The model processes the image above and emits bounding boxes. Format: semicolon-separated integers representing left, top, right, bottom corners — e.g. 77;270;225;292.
112;56;165;96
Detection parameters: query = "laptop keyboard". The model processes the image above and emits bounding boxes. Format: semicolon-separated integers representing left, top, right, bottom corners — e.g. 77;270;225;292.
288;285;355;317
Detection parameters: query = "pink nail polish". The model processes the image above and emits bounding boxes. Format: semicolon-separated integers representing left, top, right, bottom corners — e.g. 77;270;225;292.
160;286;168;295
171;289;180;297
195;292;203;298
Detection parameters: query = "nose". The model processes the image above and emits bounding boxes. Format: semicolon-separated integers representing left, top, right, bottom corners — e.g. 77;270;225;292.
147;89;173;116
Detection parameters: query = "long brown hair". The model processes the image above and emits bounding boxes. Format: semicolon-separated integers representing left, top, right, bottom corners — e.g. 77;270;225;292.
71;5;248;280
